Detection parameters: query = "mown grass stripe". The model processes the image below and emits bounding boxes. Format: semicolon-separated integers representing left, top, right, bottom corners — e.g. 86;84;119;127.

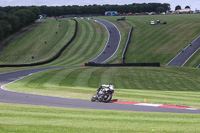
0;19;71;64
64;20;95;64
0;103;200;132
51;19;88;66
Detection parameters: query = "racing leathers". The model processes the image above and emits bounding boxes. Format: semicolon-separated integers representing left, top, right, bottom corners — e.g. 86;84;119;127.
96;84;115;95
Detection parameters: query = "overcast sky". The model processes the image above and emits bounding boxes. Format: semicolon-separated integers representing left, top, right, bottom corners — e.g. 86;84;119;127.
1;0;200;11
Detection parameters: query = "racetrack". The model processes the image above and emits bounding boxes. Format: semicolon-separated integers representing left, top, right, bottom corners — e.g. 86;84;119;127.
0;68;199;114
91;19;121;63
0;19;200;114
167;36;200;66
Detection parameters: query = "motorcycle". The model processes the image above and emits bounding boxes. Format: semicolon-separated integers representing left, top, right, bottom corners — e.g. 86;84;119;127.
91;87;114;103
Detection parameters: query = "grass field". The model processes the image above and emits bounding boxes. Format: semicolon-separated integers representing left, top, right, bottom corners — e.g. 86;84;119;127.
0;18;108;73
0;18;73;64
5;66;200;108
98;14;200;65
0;103;200;133
184;49;200;67
41;19;108;66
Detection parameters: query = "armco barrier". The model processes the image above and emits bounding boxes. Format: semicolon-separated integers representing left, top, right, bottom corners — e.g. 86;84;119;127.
0;19;78;67
122;26;133;63
85;62;160;67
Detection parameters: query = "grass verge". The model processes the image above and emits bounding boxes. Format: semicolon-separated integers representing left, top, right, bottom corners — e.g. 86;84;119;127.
184;49;200;68
0;103;200;133
0;19;72;64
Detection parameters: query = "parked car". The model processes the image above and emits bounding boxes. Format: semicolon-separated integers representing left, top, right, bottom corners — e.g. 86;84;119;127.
151;21;155;25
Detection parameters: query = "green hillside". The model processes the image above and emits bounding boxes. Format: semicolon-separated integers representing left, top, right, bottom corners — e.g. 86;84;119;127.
98;14;200;65
185;50;200;67
0;19;73;64
41;19;108;66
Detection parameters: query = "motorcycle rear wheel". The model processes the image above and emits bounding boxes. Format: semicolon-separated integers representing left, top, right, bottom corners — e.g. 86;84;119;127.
102;94;112;103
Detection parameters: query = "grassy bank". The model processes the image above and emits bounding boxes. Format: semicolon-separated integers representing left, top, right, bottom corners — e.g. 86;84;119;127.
0;19;72;64
5;66;200;108
0;18;108;73
42;19;108;66
184;49;200;67
0;103;200;133
99;14;200;65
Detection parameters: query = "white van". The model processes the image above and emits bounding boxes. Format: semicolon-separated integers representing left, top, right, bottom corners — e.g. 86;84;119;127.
151;21;155;25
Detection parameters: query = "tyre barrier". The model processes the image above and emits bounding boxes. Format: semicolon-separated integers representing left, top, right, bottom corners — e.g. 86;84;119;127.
122;26;133;63
0;19;78;67
84;62;160;67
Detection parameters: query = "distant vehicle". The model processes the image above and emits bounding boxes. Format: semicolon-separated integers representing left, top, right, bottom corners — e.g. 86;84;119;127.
151;21;155;25
117;17;126;21
149;12;156;15
105;11;118;16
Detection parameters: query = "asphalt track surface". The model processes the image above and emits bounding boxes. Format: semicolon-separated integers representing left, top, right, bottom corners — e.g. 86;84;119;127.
167;36;200;66
0;19;200;114
91;19;121;63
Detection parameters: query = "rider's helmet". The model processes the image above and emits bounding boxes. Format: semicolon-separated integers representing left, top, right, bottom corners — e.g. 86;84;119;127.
109;83;114;91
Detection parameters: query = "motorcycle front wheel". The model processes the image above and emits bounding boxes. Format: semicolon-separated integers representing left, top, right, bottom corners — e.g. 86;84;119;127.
91;94;97;102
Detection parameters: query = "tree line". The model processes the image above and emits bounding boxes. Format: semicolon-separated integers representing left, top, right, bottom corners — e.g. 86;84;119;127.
0;3;170;41
0;6;41;41
175;5;190;10
39;3;170;16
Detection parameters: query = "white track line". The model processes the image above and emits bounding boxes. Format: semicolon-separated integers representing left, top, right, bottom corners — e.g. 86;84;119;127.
182;47;200;66
135;103;163;107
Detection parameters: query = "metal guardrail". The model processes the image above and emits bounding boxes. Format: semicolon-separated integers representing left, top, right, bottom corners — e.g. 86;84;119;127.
122;26;133;63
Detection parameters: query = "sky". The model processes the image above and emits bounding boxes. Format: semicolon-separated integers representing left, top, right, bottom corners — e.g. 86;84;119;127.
0;0;200;11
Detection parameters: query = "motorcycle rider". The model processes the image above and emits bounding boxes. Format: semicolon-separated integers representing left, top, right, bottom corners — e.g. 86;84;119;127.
97;83;114;95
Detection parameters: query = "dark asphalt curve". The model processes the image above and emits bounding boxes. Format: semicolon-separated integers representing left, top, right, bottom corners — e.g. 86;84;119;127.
167;36;200;66
1;68;200;114
91;19;121;63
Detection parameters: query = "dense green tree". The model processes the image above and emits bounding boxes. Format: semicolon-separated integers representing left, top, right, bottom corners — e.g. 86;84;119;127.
13;9;35;26
0;7;41;41
0;10;6;19
2;14;20;31
175;5;181;10
156;7;165;13
38;3;170;16
27;6;41;20
0;26;4;40
0;20;12;37
13;9;29;26
185;6;190;9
